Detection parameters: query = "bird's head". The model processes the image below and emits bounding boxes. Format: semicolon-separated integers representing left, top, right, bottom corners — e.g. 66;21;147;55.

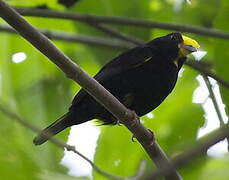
162;32;200;56
148;32;200;68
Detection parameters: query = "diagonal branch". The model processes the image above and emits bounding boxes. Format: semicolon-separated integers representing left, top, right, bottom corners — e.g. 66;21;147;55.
203;76;225;125
202;75;229;150
145;123;229;180
0;1;181;180
15;7;229;40
185;60;229;89
84;22;144;45
0;104;148;180
0;102;144;180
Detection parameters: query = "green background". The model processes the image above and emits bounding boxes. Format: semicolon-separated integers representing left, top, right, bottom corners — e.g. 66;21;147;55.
0;0;228;179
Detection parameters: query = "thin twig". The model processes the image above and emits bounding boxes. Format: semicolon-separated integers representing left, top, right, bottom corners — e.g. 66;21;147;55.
0;103;147;180
85;20;229;92
125;161;147;180
0;1;181;180
18;7;145;46
203;76;225;125
145;124;229;180
0;25;132;50
15;7;229;40
86;22;144;45
0;102;125;180
202;75;229;151
185;60;229;89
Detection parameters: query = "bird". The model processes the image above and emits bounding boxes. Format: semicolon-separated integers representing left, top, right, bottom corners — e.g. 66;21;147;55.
33;32;200;145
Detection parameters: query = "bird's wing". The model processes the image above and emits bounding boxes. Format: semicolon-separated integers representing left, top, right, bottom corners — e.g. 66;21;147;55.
94;45;153;80
71;45;154;106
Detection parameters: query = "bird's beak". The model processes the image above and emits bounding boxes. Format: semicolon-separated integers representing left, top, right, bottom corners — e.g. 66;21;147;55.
179;35;200;56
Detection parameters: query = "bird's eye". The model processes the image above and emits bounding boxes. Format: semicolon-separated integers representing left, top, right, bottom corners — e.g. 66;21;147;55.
170;34;178;41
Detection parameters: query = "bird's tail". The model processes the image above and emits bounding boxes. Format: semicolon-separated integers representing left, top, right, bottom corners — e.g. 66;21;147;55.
33;112;74;145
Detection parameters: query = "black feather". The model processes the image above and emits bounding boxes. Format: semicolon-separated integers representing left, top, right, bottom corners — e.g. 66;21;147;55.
33;32;186;145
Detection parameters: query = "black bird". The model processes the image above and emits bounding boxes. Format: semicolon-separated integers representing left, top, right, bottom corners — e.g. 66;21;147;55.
33;32;200;145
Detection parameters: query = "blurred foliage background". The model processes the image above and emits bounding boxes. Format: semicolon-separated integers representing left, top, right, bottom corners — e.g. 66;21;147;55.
0;0;228;179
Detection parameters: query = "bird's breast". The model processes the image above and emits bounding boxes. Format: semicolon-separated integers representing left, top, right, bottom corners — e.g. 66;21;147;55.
121;62;179;116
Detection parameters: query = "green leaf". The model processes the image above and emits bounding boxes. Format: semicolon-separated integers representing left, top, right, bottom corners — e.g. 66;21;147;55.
198;156;229;180
39;171;89;180
213;0;229;115
93;125;147;180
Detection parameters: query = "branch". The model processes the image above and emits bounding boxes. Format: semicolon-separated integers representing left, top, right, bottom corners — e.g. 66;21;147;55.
0;1;181;180
203;76;225;125
0;102;127;180
0;25;132;50
84;22;144;45
1;24;229;90
126;161;147;180
14;8;229;89
185;60;229;89
202;75;229;150
84;21;229;91
0;102;147;180
145;124;229;180
15;7;229;40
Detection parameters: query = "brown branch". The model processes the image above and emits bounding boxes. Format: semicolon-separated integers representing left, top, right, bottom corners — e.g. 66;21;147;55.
0;25;132;50
15;7;229;40
145;124;229;180
0;1;181;180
